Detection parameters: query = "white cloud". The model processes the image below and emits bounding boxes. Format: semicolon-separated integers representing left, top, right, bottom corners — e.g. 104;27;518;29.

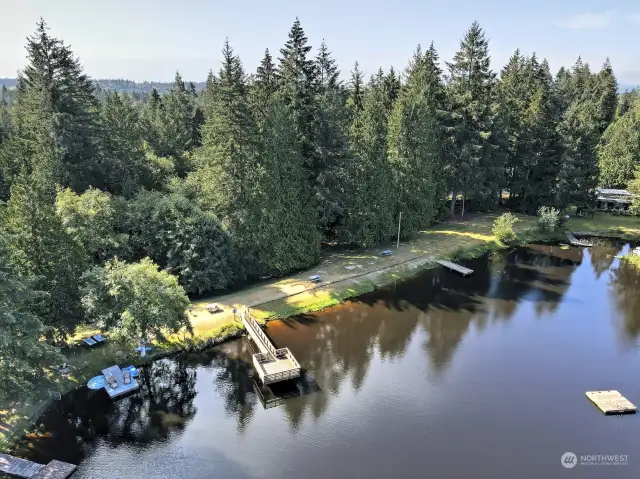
556;11;617;29
629;14;640;25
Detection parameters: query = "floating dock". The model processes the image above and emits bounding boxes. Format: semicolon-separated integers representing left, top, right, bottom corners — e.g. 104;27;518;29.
0;454;76;479
586;390;637;415
436;260;473;276
100;365;139;399
567;232;593;247
241;309;301;385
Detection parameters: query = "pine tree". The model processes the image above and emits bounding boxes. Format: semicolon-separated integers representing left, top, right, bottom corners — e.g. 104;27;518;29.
337;74;395;246
0;85;10;145
101;92;148;195
0;19;102;192
314;40;349;237
316;40;340;91
3;173;89;337
557;99;601;210
0;229;63;401
187;40;259;271
277;18;319;172
251;103;321;273
445;22;497;214
250;49;278;122
382;66;401;116
388;45;444;234
346;62;364;117
593;59;618;133
598;99;640;188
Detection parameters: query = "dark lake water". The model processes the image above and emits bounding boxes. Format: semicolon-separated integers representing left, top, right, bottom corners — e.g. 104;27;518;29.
12;243;640;478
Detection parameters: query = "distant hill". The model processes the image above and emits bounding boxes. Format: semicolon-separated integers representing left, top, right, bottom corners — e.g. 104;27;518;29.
0;77;205;94
619;83;639;93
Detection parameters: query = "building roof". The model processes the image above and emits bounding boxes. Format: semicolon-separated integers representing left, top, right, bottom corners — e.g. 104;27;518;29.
597;188;633;197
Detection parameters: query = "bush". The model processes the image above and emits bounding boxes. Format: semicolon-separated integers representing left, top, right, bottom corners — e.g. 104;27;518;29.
537;206;561;232
492;213;519;244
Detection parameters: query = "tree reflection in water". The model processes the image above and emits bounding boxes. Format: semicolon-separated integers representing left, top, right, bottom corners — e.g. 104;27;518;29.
609;254;640;344
15;357;198;466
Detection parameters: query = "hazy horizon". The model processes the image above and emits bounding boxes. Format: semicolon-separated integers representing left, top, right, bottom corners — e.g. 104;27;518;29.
2;0;640;84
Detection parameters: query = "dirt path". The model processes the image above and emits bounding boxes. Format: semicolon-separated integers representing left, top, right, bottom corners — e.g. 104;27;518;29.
187;213;535;332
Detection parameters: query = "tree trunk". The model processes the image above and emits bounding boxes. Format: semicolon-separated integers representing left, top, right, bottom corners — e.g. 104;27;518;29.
461;193;465;217
450;188;457;217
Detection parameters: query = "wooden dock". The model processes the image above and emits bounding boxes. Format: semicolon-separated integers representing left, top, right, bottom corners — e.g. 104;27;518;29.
567;232;593;247
436;260;473;276
0;454;76;479
241;309;301;385
586;390;637;415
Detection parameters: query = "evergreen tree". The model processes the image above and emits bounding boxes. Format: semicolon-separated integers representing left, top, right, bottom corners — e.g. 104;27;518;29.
250;49;278;122
314;41;349;238
337;74;395;246
316;40;340;91
445;22;497;213
593;59;618;133
557;98;601;210
0;229;63;401
101;92;147;195
598;99;640;188
388;46;444;234
251;103;321;273
3;174;89;337
126;191;238;293
346;62;364;117
277;18;319;172
0;85;10;145
187;40;259;271
382;66;401;116
0;19;102;192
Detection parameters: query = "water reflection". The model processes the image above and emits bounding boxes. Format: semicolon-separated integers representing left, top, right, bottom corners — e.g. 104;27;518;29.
14;242;640;479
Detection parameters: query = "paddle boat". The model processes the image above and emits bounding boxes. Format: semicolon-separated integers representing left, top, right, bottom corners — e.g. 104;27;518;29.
88;365;140;399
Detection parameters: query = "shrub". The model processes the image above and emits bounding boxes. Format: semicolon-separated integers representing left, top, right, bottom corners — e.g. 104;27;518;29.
537;206;561;232
492;213;519;244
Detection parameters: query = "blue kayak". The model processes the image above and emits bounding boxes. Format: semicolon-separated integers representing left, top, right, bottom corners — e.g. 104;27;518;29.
87;375;105;390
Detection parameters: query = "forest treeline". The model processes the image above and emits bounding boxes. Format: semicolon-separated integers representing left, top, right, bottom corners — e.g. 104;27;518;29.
0;18;638;394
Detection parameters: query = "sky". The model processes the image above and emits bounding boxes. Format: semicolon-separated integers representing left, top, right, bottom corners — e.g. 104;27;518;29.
1;0;639;86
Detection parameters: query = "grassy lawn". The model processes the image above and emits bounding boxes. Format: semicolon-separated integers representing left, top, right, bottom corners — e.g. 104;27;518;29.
566;213;640;236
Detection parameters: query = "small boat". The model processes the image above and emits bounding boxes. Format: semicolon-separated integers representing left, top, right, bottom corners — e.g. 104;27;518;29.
87;365;140;399
381;249;393;256
309;275;321;283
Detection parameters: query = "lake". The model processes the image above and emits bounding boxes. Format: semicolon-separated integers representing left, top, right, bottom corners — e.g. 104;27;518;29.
12;243;640;478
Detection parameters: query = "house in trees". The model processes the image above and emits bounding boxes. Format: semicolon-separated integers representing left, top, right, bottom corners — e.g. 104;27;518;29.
595;188;635;214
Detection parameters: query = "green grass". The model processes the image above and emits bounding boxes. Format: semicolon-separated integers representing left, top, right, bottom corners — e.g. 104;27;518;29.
566;213;640;237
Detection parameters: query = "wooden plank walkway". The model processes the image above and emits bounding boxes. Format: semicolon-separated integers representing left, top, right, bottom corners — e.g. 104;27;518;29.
436;260;473;276
567;232;593;247
586;390;637;415
0;454;76;479
241;309;301;385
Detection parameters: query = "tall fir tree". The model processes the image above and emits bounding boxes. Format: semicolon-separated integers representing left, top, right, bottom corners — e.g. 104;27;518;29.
598;99;640;188
314;40;349;238
251;103;321;273
346;62;364;117
3;172;88;337
337;74;395;246
250;49;278;122
388;45;444;234
187;40;259;271
593;59;618;133
445;22;498;214
382;66;401;116
101;92;148;196
0;19;102;193
0;229;63;401
277;18;319;173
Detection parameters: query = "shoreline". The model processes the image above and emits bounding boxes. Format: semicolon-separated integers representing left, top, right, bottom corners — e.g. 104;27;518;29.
2;213;639;451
